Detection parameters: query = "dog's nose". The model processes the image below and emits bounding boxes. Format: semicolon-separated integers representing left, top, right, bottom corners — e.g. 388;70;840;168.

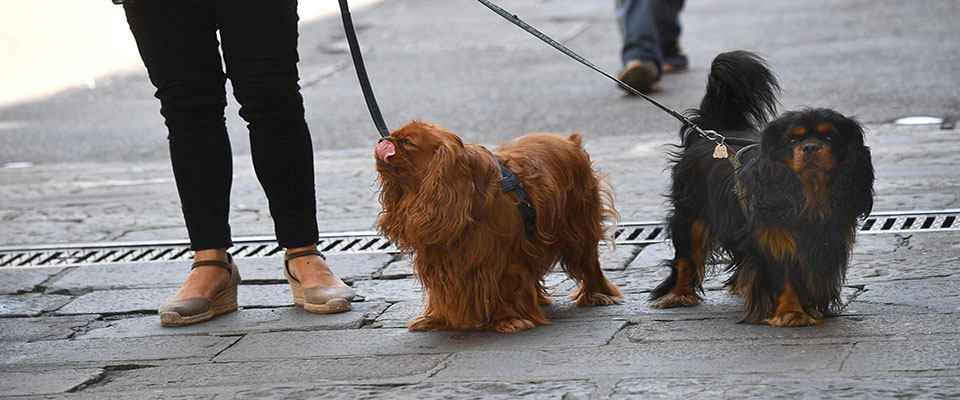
802;143;820;154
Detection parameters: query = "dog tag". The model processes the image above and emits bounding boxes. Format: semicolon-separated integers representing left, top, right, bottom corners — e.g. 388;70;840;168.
712;143;729;159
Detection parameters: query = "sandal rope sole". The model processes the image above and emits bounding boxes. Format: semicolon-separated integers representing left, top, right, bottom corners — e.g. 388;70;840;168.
160;286;238;327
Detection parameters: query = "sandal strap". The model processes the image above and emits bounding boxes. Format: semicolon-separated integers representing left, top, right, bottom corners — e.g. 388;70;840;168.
283;250;326;284
191;254;234;271
284;249;326;262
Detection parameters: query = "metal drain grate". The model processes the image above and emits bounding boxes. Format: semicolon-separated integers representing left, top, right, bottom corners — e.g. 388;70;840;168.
1;209;957;267
857;209;959;234
0;232;397;268
613;209;960;245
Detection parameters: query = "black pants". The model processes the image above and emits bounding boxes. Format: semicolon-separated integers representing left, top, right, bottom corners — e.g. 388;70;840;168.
124;0;318;250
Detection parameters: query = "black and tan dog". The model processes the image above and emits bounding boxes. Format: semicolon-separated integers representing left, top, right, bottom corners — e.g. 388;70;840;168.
650;51;875;326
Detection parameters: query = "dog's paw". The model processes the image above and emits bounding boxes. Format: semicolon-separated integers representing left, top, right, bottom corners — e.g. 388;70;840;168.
806;307;826;320
408;315;449;331
762;311;823;327
649;293;701;309
487;318;537;333
573;291;626;307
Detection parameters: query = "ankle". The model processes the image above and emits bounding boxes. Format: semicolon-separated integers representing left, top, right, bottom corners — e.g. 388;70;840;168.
194;248;229;263
285;244;319;256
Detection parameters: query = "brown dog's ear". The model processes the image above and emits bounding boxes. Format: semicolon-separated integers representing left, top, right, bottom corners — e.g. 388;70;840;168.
407;140;478;246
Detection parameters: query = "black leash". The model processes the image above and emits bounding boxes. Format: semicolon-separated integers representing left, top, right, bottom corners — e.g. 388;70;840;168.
338;0;390;138
475;0;741;158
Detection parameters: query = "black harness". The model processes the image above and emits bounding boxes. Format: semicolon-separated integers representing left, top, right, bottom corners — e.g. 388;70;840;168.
485;149;537;238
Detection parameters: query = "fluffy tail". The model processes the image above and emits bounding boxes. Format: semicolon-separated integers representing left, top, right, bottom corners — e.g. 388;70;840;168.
685;51;780;142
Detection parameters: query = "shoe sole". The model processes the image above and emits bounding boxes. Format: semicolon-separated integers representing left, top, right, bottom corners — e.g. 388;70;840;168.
305;298;352;314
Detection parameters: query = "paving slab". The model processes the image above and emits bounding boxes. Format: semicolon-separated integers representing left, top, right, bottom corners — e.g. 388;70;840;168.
79;302;388;339
371;300;424;329
83;354;448;394
236;284;308;308
610;377;960;399
0;293;72;317
53;287;175;315
46;261;184;293
853;280;960;313
351;278;424;303
0;315;98;342
431;342;851;382
842;338;960;372
377;257;413;279
231;380;599;400
625;311;960;344
217;320;626;361
1;335;237;365
847;232;960;285
0;266;64;294
0;368;104;396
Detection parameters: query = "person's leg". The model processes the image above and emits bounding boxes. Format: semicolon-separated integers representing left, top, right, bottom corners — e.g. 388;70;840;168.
616;0;662;68
658;0;687;72
124;1;234;303
216;0;347;291
615;0;662;92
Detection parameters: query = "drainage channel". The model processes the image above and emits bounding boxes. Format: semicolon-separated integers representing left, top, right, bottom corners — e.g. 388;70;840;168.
1;209;957;268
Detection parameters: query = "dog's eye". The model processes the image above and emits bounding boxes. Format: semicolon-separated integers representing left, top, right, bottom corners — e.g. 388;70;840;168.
401;139;415;147
823;134;834;142
788;137;801;145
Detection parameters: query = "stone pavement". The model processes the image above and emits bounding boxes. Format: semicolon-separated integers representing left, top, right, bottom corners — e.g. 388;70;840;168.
2;0;960;398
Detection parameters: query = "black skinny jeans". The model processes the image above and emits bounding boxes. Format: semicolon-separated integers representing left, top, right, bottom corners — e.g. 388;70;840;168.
124;0;318;250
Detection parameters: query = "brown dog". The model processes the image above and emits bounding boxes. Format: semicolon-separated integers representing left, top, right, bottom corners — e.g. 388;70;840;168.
374;121;624;333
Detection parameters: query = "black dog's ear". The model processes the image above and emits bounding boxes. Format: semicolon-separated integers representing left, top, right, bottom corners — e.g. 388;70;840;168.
758;112;797;157
748;111;803;222
829;116;874;220
746;157;801;223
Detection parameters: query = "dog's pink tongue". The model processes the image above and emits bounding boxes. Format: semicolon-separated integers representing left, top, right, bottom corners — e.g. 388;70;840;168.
375;140;396;163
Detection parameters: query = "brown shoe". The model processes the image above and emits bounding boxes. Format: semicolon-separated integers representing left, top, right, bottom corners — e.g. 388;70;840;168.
284;250;355;314
158;254;241;327
618;59;661;93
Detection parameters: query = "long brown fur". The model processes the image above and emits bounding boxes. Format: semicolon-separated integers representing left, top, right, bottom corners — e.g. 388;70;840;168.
375;121;624;333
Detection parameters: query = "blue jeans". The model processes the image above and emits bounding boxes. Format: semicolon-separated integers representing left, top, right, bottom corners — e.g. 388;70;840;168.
616;0;685;70
123;0;319;251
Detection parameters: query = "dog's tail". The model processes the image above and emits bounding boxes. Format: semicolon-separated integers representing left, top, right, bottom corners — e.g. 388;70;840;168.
684;51;780;143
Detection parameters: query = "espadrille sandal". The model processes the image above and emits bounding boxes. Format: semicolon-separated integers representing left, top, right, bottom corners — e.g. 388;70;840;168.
158;254;241;327
283;250;354;314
